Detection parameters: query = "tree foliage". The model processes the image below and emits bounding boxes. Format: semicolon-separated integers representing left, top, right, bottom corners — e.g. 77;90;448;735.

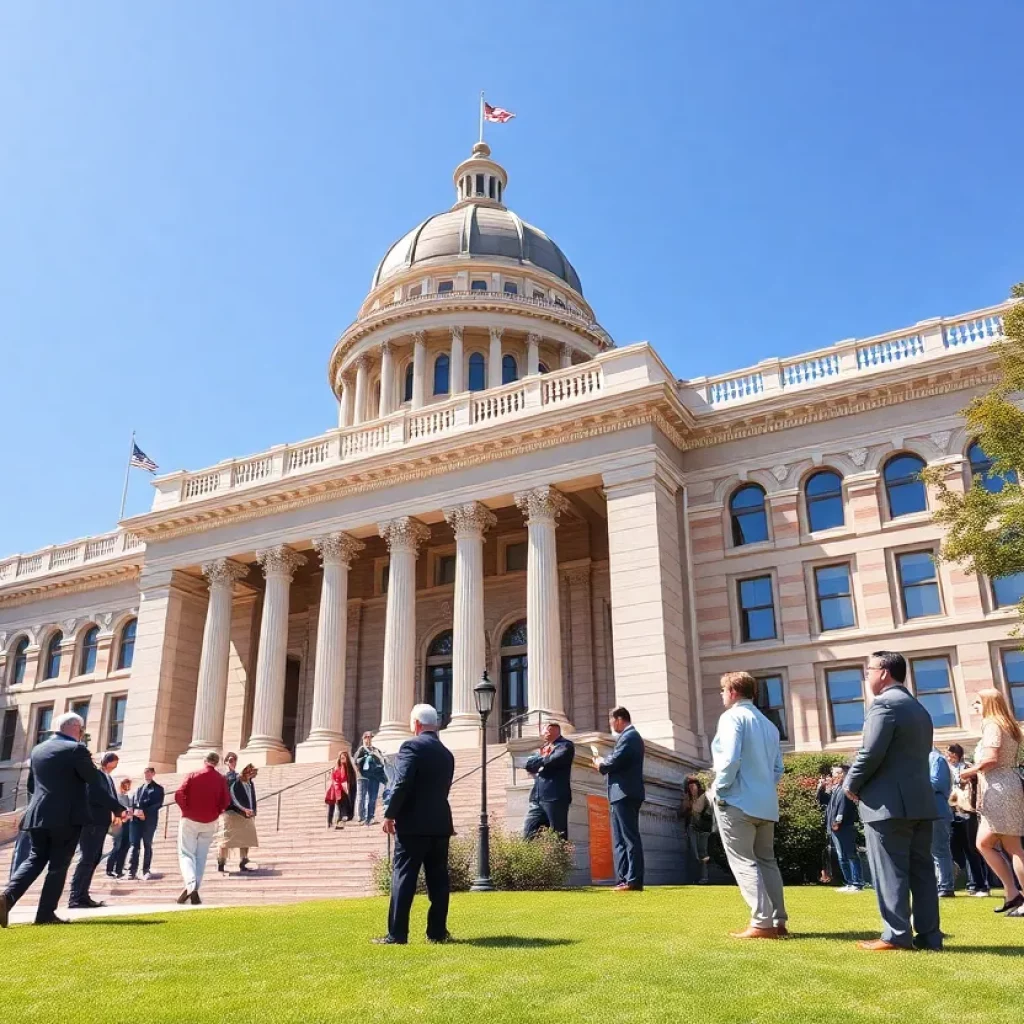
926;284;1024;627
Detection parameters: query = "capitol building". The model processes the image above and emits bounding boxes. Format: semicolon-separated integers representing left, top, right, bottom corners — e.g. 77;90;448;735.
0;141;1021;843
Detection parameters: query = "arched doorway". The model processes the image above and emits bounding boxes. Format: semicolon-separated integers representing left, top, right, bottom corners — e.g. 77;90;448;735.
425;630;453;728
500;619;528;738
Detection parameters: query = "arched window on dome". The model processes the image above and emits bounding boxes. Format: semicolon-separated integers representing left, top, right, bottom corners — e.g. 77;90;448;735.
502;354;518;385
433;354;450;396
538;362;550;375
373;380;381;414
404;363;414;403
468;353;486;392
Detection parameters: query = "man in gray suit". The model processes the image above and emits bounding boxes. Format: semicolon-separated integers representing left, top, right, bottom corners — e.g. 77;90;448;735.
844;651;941;951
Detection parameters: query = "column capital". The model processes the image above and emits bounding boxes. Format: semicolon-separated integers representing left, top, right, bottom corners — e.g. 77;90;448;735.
450;325;464;342
354;353;370;371
489;326;504;343
515;485;571;526
412;330;426;347
443;501;497;538
559;342;572;359
527;331;542;346
256;545;306;580
312;532;365;568
200;558;249;589
379;516;431;554
380;339;394;357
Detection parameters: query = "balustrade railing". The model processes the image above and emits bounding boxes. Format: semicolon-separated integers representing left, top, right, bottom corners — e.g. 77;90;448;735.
707;372;764;406
944;314;1003;348
0;530;145;587
781;352;841;386
856;332;925;369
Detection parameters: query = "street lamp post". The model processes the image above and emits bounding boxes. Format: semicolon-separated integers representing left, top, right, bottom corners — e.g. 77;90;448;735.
471;670;497;892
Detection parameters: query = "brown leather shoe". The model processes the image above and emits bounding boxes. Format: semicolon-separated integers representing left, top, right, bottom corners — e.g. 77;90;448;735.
776;924;789;938
856;939;908;951
729;926;780;939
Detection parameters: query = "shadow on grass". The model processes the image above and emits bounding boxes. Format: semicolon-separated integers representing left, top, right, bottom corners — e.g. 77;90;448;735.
943;944;1024;957
73;918;167;926
452;936;577;948
789;931;878;941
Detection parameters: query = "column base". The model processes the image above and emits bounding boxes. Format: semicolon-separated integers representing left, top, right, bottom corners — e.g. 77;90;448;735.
440;719;482;750
238;740;293;767
294;734;350;764
373;725;413;754
176;746;222;773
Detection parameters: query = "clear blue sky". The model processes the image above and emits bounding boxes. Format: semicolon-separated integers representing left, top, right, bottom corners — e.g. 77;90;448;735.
2;2;1021;555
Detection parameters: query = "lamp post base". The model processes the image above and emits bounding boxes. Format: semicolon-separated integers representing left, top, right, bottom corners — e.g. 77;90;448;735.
470;876;495;892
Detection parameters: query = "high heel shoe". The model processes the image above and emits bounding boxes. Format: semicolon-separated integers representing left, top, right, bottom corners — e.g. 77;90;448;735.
994;894;1023;914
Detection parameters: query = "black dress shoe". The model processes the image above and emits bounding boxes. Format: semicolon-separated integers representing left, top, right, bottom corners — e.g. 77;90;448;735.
995;894;1023;914
427;932;453;944
189;891;202;905
68;898;105;910
35;915;70;925
176;889;190;905
371;935;407;945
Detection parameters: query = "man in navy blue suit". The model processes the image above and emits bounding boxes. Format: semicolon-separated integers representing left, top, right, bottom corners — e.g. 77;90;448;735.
127;767;166;880
524;720;575;841
1;712;100;926
595;706;646;891
68;751;128;909
373;704;455;945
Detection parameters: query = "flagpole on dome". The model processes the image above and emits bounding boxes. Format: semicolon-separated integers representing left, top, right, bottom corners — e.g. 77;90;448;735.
479;90;485;144
119;429;136;521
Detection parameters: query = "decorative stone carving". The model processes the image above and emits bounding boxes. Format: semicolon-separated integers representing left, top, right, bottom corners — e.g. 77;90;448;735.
443;501;498;538
562;565;591;586
378;517;431;554
450;326;463;343
488;326;504;343
411;331;426;347
440;600;453;619
62;618;77;638
312;532;364;568
201;558;249;589
847;447;869;467
771;465;789;483
515;485;571;525
255;546;306;580
928;430;952;453
98;612;113;629
527;331;542;346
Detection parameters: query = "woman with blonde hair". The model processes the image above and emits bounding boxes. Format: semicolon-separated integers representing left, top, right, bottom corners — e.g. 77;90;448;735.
958;689;1024;916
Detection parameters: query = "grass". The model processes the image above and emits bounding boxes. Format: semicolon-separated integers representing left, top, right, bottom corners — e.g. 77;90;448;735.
2;887;1022;1024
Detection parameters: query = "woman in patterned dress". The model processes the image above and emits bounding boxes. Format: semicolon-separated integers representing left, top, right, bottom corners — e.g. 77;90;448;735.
959;689;1024;916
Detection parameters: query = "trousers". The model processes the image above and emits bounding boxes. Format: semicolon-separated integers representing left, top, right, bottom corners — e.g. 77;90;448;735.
388;834;450;942
69;823;107;903
716;803;788;928
830;827;863;887
950;814;988;892
177;818;218;893
610;798;644;886
523;799;570;841
3;827;81;922
128;816;159;876
931;817;956;895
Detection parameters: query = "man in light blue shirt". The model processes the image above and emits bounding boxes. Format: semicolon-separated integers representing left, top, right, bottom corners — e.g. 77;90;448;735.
711;671;787;939
928;749;955;898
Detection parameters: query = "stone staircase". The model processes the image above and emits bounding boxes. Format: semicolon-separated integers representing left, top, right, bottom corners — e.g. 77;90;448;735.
3;746;514;910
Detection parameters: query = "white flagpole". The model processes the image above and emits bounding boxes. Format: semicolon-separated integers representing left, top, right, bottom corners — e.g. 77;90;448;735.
479;91;485;144
119;430;135;522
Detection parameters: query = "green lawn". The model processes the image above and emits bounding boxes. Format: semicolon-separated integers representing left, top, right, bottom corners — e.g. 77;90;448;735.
2;888;1022;1023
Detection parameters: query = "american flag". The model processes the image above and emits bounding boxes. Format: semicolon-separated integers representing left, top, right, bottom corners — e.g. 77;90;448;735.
484;102;516;124
130;443;158;473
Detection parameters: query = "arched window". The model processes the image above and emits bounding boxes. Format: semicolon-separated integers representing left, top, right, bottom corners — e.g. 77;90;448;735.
968;441;1017;494
373;380;381;412
10;637;29;687
502;354;518;385
538;362;550;375
404;363;414;403
117;618;137;671
468;352;486;392
500;619;528;737
79;626;99;676
729;485;769;546
805;470;845;532
43;631;63;681
433;354;450;396
883;454;927;517
425;630;453;728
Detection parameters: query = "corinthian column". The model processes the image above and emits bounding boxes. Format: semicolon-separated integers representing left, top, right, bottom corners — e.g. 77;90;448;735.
241;545;306;765
338;374;354;428
515;486;572;727
353;356;369;425
450;327;465;394
177;558;249;770
442;502;497;747
527;332;541;375
378;341;394;418
295;533;364;763
488;327;503;388
411;332;427;410
375;516;431;750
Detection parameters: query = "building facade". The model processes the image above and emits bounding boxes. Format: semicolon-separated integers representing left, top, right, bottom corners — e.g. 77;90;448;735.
1;143;1022;805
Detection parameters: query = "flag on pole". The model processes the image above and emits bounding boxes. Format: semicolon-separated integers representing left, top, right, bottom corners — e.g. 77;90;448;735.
129;443;158;473
483;102;516;124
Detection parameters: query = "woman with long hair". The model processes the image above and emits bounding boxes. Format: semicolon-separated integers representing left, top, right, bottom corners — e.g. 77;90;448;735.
325;752;356;829
680;775;713;884
958;689;1024;916
216;763;259;873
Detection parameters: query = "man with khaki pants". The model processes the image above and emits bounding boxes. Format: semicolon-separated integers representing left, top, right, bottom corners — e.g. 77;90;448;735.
711;671;788;939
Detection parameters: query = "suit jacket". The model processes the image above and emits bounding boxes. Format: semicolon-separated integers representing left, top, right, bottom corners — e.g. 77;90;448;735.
928;750;953;821
86;767;126;826
384;731;455;837
598;725;645;804
132;781;165;824
845;685;937;824
18;733;100;831
525;736;575;805
826;781;858;833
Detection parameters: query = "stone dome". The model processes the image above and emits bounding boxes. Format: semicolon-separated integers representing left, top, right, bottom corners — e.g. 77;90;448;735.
370;142;583;296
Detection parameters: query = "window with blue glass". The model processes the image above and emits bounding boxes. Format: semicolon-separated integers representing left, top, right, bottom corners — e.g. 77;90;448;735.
826;667;866;735
993;573;1024;609
34;704;54;746
79;626;99;675
404;363;414;402
433;354;450;396
815;563;856;631
10;637;29;687
883;454;928;517
436;280;454;294
730;485;769;546
805;470;845;532
468;352;486;392
738;576;776;642
503;281;518;295
117;618;137;671
897;551;942;619
1002;649;1024;719
471;279;488;291
43;632;63;681
968;441;1018;494
909;657;958;728
755;675;788;740
107;695;128;749
502;354;518;384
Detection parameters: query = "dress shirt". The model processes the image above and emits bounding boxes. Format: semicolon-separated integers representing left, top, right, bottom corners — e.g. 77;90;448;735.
711;699;784;821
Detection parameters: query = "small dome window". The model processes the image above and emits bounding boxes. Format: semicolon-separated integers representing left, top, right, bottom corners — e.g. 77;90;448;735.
471;280;488;291
404;363;414;403
433;354;450;396
437;280;454;294
503;281;518;295
502;354;519;385
468;353;486;392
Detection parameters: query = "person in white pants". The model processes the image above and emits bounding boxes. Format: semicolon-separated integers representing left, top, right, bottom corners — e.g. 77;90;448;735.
174;751;231;905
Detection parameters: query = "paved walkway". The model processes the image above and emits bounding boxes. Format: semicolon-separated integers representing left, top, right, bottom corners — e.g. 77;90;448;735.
8;901;223;926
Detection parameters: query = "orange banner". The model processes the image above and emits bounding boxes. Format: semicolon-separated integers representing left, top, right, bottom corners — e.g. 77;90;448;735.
587;794;615;883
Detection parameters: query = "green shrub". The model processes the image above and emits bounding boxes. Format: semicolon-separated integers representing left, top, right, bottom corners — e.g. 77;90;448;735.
371;835;475;895
490;828;575;891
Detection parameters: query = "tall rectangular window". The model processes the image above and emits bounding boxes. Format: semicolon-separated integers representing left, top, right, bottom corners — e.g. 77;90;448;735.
107;696;128;750
992;573;1024;609
826;667;865;735
505;541;528;572
1003;649;1024;719
70;699;90;726
1;710;17;762
755;675;787;740
738;576;776;642
815;563;856;631
435;554;456;586
897;551;942;619
33;704;54;747
909;657;958;729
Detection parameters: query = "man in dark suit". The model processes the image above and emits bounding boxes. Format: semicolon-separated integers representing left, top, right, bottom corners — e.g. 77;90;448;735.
68;751;127;909
373;704;455;945
127;767;165;880
1;712;101;926
594;706;646;891
824;764;865;891
523;720;575;841
845;651;941;951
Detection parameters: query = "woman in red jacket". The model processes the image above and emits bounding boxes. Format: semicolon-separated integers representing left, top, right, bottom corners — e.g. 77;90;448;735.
325;752;356;829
